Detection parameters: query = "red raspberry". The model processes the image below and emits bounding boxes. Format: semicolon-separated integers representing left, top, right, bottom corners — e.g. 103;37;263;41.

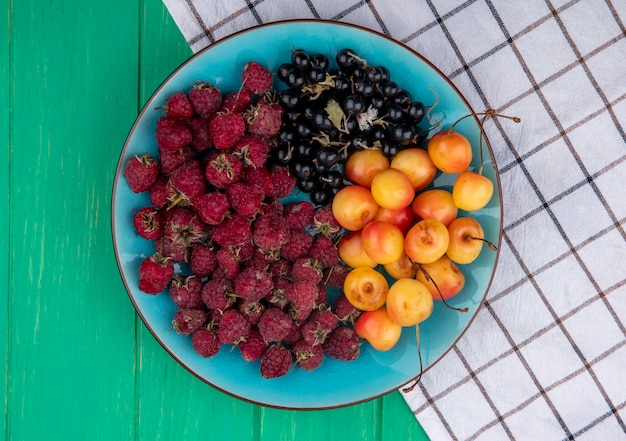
238;299;266;325
244;167;274;197
133;206;164;241
150;174;169;209
258;307;293;343
172;308;208;336
269;165;296;199
285;281;318;321
166;160;206;205
312;204;342;237
193;191;230;225
233;134;270;169
322;326;360;362
280;229;313;261
269;259;292;279
211;213;252;247
156;116;192;151
215;246;241;280
209;112;245;150
169;275;203;309
234;265;274;302
293;340;324;371
189;82;222;120
158;145;194;175
125;153;159;193
164;207;207;248
260;345;292;379
241;61;273;94
252;210;289;256
201;275;236;311
333;293;362;325
225;182;265;217
245;100;283;137
283;201;315;230
233;240;255;263
218;309;251;344
324;263;350;288
239;326;267;361
291;258;323;284
163;91;194;119
187;116;212;151
221;89;253;113
309;235;339;268
205;152;244;188
300;308;339;346
315;283;328;306
189;242;218;278
282;322;303;346
155;235;189;263
138;253;174;294
191;328;221;358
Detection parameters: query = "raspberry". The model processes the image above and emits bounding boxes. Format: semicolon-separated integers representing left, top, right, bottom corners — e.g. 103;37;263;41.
245;100;283;137
138;253;174;294
187;116;212;151
244;167;274;197
260;345;292;379
215;246;240;280
333;293;362;325
169;275;203;308
285;281;318;321
283;201;315;230
309;235;339;268
217;309;251;344
221;89;254;113
239;326;267;361
163;91;194;119
149;174;169;209
232;240;255;263
189;81;222;120
265;278;289;309
269;165;296;199
225;182;264;217
269;259;292;280
164;207;207;248
212;213;252;247
172;308;208;336
193;191;230;225
312;204;341;238
241;61;273;94
324;263;350;288
315;283;328;306
233;134;270;169
234;264;274;302
125;154;159;193
280;229;313;261
156;116;192;151
205;151;244;188
189;242;218;278
166;159;206;205
238;299;266;325
158;145;194;175
282;321;303;346
300;308;339;346
201;275;236;311
155;235;189;263
191;328;221;358
258;307;293;343
322;326;360;362
293;339;324;371
291;258;323;284
133;206;164;241
209;112;245;150
252;210;289;256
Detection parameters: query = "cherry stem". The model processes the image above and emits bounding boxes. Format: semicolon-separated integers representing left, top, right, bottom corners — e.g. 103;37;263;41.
411;261;469;313
465;234;498;251
402;325;423;393
425;86;440;130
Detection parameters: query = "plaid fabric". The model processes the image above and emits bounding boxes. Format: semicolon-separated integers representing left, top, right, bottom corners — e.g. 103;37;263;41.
163;0;626;439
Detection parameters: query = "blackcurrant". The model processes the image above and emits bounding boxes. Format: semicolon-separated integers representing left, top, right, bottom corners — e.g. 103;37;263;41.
380;138;400;158
369;92;385;110
308;65;326;83
391;122;415;145
311;53;329;71
382;81;399;98
320;169;345;189
310;187;332;205
312;111;334;131
292;159;316;179
278;128;297;145
279;88;301;109
407;101;426;123
394;90;412;109
386;103;404;122
273;144;294;165
343;94;366;115
316;146;340;167
277;63;293;83
336;48;359;70
297;176;318;193
291;49;311;70
333;75;351;94
356;80;376;98
286;68;307;89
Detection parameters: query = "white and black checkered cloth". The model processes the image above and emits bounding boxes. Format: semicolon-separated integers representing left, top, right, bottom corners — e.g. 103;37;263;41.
163;1;626;439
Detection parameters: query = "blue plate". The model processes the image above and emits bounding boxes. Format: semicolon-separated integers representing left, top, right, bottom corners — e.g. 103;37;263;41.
112;20;502;409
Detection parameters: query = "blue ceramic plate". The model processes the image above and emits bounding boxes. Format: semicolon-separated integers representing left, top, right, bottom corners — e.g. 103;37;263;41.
112;20;502;409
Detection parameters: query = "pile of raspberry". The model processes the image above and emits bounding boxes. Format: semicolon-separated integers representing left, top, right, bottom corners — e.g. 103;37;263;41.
124;61;364;379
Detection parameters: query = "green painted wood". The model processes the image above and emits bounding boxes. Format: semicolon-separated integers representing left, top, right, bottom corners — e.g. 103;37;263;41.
7;0;139;439
382;391;430;441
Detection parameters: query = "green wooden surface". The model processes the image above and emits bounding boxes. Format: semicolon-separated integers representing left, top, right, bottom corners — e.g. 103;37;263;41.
3;1;430;440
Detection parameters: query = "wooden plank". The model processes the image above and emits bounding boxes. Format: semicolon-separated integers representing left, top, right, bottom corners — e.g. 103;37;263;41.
381;391;430;441
7;1;139;439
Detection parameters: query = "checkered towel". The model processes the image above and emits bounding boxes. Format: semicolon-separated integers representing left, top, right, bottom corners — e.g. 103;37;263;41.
163;1;626;439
